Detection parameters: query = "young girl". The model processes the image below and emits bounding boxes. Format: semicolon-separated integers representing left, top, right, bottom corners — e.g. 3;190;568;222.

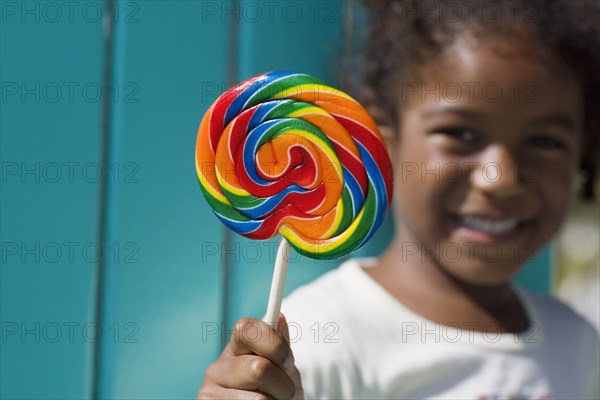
198;1;600;398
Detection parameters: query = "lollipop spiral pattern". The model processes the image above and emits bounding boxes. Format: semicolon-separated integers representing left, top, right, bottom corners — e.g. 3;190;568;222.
196;72;393;259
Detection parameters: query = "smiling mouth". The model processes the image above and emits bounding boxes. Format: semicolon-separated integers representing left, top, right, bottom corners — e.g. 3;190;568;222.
461;215;518;234
450;214;532;242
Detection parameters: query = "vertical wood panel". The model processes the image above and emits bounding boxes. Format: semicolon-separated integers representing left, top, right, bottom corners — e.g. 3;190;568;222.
95;1;230;397
0;4;103;398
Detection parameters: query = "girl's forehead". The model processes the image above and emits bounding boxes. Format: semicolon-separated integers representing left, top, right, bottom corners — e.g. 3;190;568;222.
399;38;584;117
422;36;575;84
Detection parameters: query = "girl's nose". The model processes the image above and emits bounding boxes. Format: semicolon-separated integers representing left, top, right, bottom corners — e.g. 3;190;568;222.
471;144;525;198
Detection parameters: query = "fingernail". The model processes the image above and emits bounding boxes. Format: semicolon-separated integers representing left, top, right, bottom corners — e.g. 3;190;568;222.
283;352;295;370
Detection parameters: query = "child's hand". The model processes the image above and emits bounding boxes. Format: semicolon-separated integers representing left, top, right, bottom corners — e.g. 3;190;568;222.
197;313;304;400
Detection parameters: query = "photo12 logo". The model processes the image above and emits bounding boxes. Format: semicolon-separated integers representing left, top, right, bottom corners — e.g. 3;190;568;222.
1;241;140;264
200;241;337;265
1;161;140;184
200;1;341;24
1;1;139;24
1;82;140;104
201;320;339;345
1;321;139;344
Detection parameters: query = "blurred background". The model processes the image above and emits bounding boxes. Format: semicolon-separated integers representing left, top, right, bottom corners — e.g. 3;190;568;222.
1;0;598;398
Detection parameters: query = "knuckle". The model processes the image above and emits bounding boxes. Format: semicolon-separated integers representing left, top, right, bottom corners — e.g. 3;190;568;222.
234;318;261;343
236;317;255;329
196;386;218;400
233;318;250;336
196;388;208;399
249;357;273;383
203;363;218;381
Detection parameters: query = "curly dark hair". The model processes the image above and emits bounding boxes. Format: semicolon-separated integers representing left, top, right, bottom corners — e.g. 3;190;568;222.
362;0;600;200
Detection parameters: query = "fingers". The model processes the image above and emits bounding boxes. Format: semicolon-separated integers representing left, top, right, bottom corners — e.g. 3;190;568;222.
198;315;301;400
225;317;295;371
205;354;296;399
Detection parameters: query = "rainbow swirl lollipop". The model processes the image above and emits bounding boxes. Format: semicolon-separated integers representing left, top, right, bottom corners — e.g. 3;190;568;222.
196;71;393;260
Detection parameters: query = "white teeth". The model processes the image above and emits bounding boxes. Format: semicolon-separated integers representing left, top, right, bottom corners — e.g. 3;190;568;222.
461;215;518;234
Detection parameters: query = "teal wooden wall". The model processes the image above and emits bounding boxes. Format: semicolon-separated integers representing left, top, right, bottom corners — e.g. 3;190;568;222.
1;2;104;397
0;1;550;398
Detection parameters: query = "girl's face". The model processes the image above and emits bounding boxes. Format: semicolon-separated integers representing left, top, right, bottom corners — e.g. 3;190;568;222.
391;38;584;285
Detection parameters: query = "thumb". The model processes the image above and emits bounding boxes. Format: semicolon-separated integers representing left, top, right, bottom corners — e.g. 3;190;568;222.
277;313;290;344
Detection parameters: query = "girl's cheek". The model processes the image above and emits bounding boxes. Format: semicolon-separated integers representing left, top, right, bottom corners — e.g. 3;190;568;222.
523;154;578;192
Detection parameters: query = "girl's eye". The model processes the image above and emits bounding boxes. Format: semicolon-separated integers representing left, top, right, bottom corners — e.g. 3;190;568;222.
438;128;477;142
528;135;569;151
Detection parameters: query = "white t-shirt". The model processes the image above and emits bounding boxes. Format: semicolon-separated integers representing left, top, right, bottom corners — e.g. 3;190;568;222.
281;259;600;400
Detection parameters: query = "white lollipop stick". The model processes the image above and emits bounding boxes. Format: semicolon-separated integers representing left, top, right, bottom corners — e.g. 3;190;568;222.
263;237;291;328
